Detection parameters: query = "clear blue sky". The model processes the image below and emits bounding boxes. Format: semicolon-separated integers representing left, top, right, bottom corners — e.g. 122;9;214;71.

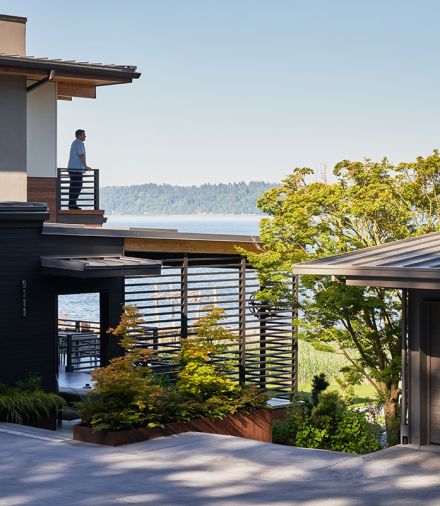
3;0;440;186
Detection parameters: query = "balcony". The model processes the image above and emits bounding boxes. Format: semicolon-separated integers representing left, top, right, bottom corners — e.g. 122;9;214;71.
56;168;106;226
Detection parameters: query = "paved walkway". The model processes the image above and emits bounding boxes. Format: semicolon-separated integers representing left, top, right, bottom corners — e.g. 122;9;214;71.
1;423;440;505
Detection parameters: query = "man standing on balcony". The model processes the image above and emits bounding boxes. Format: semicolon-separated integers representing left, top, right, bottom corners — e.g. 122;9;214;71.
67;129;92;210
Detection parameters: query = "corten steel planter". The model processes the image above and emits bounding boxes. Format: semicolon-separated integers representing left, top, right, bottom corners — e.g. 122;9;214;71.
73;408;272;446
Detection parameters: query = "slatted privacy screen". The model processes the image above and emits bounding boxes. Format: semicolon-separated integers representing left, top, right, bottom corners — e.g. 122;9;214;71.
125;256;296;395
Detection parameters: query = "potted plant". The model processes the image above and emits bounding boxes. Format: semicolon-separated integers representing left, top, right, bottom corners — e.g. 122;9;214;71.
74;305;271;446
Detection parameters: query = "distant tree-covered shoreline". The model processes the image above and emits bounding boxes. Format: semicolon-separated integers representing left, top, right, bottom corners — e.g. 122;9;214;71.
101;181;277;215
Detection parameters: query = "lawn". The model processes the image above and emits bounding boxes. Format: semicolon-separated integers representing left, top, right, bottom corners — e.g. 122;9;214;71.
297;340;376;404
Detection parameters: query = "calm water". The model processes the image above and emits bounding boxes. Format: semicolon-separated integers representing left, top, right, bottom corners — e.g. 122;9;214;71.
105;214;261;235
59;214;261;321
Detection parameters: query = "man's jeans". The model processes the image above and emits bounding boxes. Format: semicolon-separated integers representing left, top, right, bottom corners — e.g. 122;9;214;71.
68;171;83;208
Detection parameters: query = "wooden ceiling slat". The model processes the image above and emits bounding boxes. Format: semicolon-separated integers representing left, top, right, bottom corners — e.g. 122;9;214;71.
57;82;96;99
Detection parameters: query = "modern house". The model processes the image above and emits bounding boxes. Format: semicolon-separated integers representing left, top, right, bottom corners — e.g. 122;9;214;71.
0;13;295;428
293;232;440;446
0;13;140;225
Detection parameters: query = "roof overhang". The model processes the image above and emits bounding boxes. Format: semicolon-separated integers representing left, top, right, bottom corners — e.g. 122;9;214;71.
42;223;262;256
0;54;141;99
293;231;440;290
41;255;161;278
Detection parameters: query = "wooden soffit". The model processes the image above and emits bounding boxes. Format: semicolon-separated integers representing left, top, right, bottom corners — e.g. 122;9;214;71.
124;237;261;256
0;66;132;85
57;82;96;99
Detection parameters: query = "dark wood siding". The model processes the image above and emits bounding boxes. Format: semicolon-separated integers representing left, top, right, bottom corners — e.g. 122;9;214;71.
0;219;124;394
430;307;440;444
409;293;440;445
27;177;57;222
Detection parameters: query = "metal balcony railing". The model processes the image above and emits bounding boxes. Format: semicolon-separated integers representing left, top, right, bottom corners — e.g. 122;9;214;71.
57;168;100;211
58;319;101;372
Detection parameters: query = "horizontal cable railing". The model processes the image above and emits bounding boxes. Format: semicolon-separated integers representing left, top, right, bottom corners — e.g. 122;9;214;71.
57;168;100;210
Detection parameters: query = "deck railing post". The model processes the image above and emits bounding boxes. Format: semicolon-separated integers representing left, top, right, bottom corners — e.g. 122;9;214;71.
292;274;299;395
94;169;100;210
239;258;247;385
180;255;188;339
259;304;267;389
66;334;73;372
56;168;62;211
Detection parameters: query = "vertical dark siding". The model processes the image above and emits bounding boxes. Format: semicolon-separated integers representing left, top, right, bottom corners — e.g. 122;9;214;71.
0;76;27;171
0;218;125;393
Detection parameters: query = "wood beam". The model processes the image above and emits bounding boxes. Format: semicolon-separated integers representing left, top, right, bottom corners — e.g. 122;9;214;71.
124;237;261;256
57;82;96;99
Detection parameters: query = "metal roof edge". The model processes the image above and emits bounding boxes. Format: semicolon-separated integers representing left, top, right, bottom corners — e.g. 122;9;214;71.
293;231;440;269
0;14;27;23
42;223;261;244
0;55;141;79
293;264;440;279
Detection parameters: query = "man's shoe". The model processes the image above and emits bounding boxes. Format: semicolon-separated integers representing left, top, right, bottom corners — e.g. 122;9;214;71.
68;205;81;210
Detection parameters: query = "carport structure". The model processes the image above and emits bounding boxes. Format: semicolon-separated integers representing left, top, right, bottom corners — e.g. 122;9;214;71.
293;230;440;446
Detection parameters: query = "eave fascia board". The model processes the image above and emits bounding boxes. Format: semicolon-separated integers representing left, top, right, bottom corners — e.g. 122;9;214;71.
293;264;440;280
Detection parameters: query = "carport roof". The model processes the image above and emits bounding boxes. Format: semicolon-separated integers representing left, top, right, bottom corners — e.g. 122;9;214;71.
41;255;161;278
292;231;440;289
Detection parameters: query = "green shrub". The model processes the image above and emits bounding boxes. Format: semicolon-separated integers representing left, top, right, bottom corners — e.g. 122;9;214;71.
273;374;380;454
174;306;268;420
77;306;169;432
311;373;329;406
177;306;238;398
273;403;307;445
0;376;65;425
77;305;268;431
295;424;329;449
331;409;380;454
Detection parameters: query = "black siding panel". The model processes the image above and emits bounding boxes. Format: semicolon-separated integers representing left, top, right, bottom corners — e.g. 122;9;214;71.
0;220;124;393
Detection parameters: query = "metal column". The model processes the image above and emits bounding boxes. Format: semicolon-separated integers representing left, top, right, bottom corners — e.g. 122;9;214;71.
401;288;409;444
238;258;247;385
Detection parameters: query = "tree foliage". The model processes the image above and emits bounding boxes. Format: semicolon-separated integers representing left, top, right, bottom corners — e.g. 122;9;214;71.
101;181;276;215
78;305;268;431
244;150;440;445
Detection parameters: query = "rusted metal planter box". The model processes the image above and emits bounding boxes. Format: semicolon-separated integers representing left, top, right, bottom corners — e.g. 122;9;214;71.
73;408;272;446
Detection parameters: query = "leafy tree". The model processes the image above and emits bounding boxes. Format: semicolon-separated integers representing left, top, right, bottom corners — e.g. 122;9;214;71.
101;181;276;215
176;305;268;419
78;306;167;432
243;150;440;445
78;305;268;430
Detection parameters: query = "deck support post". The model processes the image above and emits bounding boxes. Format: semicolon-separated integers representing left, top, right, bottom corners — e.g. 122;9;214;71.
239;258;247;385
180;255;188;339
401;288;409;444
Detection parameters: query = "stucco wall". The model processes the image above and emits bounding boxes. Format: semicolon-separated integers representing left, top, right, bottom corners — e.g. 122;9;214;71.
0;18;26;56
0;75;27;200
27;82;57;178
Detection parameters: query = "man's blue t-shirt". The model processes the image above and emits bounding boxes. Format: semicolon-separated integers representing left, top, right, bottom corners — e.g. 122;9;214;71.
67;138;86;172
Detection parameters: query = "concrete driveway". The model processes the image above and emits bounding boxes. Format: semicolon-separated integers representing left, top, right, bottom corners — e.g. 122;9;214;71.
1;423;440;505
